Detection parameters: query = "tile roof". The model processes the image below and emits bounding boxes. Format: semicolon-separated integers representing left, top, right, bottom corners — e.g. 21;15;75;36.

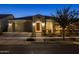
15;14;52;20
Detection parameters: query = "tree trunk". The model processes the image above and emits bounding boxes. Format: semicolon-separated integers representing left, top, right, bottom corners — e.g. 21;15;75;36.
45;20;46;35
62;28;65;40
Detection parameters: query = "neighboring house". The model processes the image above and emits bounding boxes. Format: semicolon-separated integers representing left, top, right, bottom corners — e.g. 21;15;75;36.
0;14;14;32
0;14;79;37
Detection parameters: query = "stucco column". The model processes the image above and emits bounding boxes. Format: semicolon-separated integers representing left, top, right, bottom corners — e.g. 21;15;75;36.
8;22;13;32
32;22;35;36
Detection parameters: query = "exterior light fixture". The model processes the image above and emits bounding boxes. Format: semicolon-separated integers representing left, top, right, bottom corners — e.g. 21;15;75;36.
9;23;12;26
33;23;35;26
42;23;45;27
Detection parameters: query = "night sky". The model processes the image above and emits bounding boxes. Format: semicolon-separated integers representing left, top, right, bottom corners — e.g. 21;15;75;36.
0;4;79;18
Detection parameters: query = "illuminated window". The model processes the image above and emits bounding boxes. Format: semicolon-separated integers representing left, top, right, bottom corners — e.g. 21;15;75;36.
55;26;62;30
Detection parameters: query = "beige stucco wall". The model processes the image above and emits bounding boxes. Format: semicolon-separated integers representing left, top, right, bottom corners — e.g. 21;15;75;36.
8;20;14;32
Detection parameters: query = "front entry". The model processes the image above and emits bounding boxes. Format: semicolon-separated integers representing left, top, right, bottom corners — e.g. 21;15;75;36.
34;21;42;37
35;22;41;32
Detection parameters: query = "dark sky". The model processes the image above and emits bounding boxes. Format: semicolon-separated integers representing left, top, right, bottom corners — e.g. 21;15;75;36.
0;4;79;17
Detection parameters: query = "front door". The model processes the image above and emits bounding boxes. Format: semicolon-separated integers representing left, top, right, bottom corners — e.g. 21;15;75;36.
35;21;42;32
34;21;42;37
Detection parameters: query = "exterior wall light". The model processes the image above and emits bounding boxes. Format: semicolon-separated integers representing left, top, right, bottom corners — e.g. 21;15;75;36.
9;23;12;26
42;23;45;27
33;23;35;26
8;23;12;32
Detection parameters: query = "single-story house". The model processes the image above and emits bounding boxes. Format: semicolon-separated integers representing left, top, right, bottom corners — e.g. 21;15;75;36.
0;14;79;37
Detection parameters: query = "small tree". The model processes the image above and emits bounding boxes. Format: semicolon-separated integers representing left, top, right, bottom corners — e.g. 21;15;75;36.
53;7;79;40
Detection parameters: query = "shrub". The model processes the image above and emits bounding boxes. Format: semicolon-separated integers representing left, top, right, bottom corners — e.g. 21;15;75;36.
26;38;35;41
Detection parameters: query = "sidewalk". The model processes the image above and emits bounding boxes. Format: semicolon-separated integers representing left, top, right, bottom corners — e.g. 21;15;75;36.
0;39;79;45
0;36;79;39
0;36;79;45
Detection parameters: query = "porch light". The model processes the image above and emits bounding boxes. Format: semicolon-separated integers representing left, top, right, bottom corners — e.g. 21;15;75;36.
9;23;12;26
42;23;45;27
33;23;35;26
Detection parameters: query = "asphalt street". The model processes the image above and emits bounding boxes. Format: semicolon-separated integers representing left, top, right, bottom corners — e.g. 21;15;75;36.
0;43;79;54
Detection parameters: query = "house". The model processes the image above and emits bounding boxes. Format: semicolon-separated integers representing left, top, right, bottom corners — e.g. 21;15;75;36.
0;14;78;37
